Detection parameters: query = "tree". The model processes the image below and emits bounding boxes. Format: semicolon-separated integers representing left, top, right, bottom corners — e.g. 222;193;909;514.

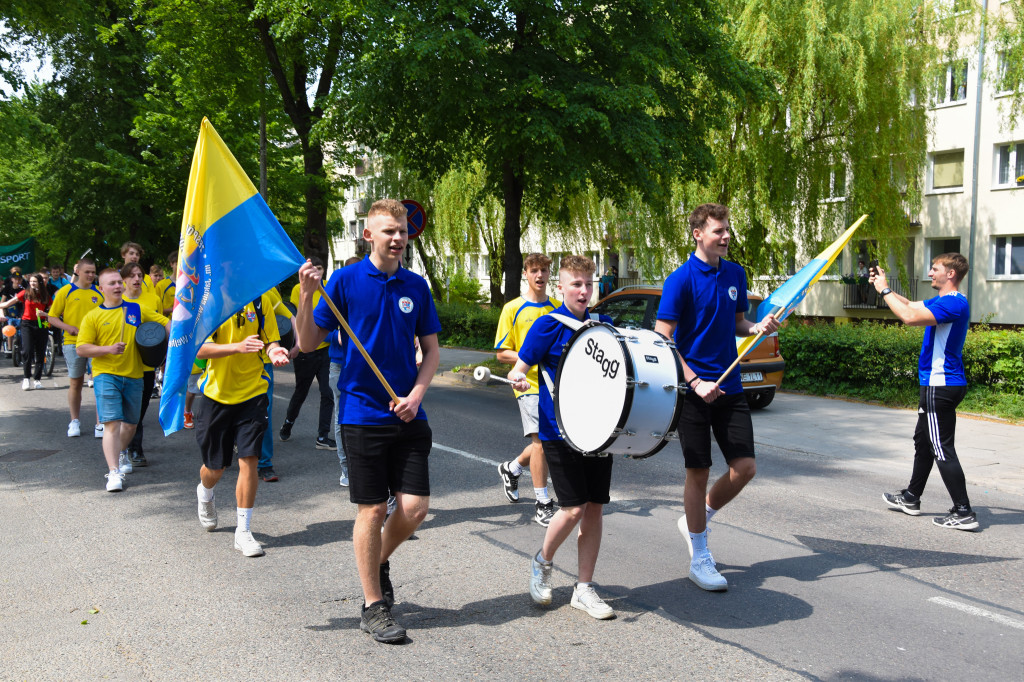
990;0;1024;126
348;0;763;303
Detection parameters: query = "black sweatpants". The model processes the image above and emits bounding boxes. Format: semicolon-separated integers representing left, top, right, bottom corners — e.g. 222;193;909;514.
129;370;156;453
906;385;971;512
21;324;48;381
285;346;333;439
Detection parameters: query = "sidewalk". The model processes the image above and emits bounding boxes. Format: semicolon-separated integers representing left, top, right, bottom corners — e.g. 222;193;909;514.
435;347;1024;497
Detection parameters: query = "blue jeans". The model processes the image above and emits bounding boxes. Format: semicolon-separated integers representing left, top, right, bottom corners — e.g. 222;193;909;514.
259;362;274;469
329;361;346;471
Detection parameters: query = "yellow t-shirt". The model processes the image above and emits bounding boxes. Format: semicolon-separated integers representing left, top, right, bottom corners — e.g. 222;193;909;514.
123;289;171;370
76;301;167;379
494;296;558;396
290;283;328;350
153;278;173;312
47;283;104;344
199;293;281;405
259;287;292;363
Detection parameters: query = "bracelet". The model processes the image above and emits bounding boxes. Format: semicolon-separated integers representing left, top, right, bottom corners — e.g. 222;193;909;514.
687;376;701;388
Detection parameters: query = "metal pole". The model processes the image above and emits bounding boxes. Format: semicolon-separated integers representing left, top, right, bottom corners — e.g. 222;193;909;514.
967;0;989;319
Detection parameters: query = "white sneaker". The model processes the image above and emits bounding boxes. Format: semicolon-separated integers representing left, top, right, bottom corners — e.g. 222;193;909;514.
339;468;349;487
105;470;124;492
94;424;104;438
529;552;553;605
33;380;42;389
118;450;133;475
197;485;217;531
22;378;30;390
234;529;264;557
67;419;81;438
689;554;728;592
571;583;615;619
677;513;715;566
86;376;93;388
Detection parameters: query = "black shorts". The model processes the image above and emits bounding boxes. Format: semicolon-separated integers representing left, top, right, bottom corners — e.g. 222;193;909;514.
195;394;269;470
676;390;755;469
340;420;432;504
543;439;613;507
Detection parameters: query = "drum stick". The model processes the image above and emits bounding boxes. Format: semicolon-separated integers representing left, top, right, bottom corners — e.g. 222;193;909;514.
316;281;400;405
473;366;518;386
715;328;764;385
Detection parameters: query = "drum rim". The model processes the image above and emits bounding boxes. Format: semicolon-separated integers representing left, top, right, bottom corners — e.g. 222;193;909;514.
554;321;636;456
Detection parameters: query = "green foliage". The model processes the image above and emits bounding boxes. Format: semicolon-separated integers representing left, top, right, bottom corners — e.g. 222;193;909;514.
434;302;502;350
780;320;1024;421
435;271;487;306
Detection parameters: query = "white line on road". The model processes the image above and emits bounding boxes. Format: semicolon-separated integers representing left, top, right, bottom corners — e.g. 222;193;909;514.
928;597;1024;631
433;443;502;467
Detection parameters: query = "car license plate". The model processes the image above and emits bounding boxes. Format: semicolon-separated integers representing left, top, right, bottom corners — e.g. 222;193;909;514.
740;371;763;383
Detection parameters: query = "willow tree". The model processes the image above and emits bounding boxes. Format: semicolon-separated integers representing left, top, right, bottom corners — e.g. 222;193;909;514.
348;0;763;303
672;0;973;280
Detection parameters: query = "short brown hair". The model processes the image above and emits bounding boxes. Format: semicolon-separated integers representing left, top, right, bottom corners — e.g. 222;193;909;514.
558;255;596;278
689;203;730;236
933;253;969;284
523;252;552;271
367;199;408;221
120;262;144;280
120;241;144;258
149;264;164;276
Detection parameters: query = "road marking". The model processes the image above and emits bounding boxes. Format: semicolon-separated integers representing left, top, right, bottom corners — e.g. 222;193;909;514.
433;443;502;467
928;597;1024;631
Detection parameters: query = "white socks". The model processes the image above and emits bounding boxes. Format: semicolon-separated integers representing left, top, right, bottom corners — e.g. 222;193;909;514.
705;503;718;522
508;460;524;476
535;487;551;504
689;530;709;556
197;482;215;502
237;507;253;533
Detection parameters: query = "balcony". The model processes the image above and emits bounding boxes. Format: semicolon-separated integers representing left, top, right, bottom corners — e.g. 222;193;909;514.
842;276;917;309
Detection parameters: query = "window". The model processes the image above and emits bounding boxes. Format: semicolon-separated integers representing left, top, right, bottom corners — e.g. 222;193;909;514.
931;150;964;190
996;51;1021;94
994;142;1024;188
928;238;961;276
993;236;1024;277
935;61;968;105
828;163;847;200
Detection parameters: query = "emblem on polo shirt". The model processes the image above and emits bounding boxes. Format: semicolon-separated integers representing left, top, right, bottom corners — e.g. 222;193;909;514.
127;313;138;325
728;286;738;301
247;310;257;322
91;296;99;303
398;297;414;313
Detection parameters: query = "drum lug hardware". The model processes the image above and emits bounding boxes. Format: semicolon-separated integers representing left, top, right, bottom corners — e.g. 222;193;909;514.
663;383;681;391
611;428;636;437
665;432;679;440
626;379;648;387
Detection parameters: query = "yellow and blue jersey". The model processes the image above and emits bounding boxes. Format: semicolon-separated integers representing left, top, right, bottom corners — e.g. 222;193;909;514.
48;283;104;344
76;301;166;379
199;293;281;405
494;295;558;396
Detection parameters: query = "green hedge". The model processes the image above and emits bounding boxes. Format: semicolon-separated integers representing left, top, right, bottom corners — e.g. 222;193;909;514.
779;321;1024;419
435;302;502;349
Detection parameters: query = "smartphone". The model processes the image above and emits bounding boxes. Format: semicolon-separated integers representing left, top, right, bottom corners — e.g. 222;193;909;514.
868;259;879;276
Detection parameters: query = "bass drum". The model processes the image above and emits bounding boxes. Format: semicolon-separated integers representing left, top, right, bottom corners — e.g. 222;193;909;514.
276;314;294;350
554;322;683;459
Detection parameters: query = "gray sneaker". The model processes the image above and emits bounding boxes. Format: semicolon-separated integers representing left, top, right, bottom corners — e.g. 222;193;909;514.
118;450;133;475
197;484;217;531
360;601;406;643
570;583;615;619
529;551;553;605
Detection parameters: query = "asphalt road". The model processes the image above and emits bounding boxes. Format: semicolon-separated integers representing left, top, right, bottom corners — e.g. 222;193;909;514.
1;354;1022;681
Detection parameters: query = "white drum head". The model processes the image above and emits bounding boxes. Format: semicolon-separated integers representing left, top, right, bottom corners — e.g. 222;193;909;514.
555;324;629;453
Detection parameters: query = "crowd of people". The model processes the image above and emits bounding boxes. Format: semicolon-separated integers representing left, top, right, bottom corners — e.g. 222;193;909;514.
3;199;978;645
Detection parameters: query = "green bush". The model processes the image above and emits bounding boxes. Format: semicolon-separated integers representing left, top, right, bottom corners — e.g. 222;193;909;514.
435;271;487;306
779;320;1024;420
435;302;502;349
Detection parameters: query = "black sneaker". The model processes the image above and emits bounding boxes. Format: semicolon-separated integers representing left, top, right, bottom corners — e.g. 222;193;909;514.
535;500;556;527
360;601;406;643
258;467;279;482
883;490;920;516
379;560;394;608
498;461;520;503
933;508;979;531
129;447;148;468
279;420;293;442
315;435;336;450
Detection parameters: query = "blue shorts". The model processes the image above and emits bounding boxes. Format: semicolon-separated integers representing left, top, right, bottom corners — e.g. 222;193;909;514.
94;374;144;425
64;343;89;379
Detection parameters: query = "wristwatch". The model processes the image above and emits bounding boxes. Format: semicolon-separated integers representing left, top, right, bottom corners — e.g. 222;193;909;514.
880;287;893;297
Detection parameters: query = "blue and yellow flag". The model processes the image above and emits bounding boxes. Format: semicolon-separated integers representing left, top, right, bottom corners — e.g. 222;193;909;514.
736;213;869;359
158;118;304;435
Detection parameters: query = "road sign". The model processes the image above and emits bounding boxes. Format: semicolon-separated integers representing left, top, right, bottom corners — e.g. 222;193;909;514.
403;199;426;240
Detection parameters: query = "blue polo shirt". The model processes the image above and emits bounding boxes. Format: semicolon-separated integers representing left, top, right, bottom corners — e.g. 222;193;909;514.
920;292;969;387
322;268;346;364
313;257;441;425
657;253;749;395
518;304;613;441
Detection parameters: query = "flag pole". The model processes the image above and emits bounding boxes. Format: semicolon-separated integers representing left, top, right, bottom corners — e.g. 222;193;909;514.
316;281;401;405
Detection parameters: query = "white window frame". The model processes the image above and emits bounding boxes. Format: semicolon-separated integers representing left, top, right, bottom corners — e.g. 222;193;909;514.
993;141;1024;189
933;60;969;107
928;149;965;194
824;163;847;202
991;235;1024;280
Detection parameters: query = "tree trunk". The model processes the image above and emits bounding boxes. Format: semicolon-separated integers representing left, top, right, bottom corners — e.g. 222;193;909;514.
414;238;443;297
501;160;524;304
301;140;329;263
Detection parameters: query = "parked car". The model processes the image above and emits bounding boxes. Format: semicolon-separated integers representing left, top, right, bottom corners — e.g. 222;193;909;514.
590;285;785;408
